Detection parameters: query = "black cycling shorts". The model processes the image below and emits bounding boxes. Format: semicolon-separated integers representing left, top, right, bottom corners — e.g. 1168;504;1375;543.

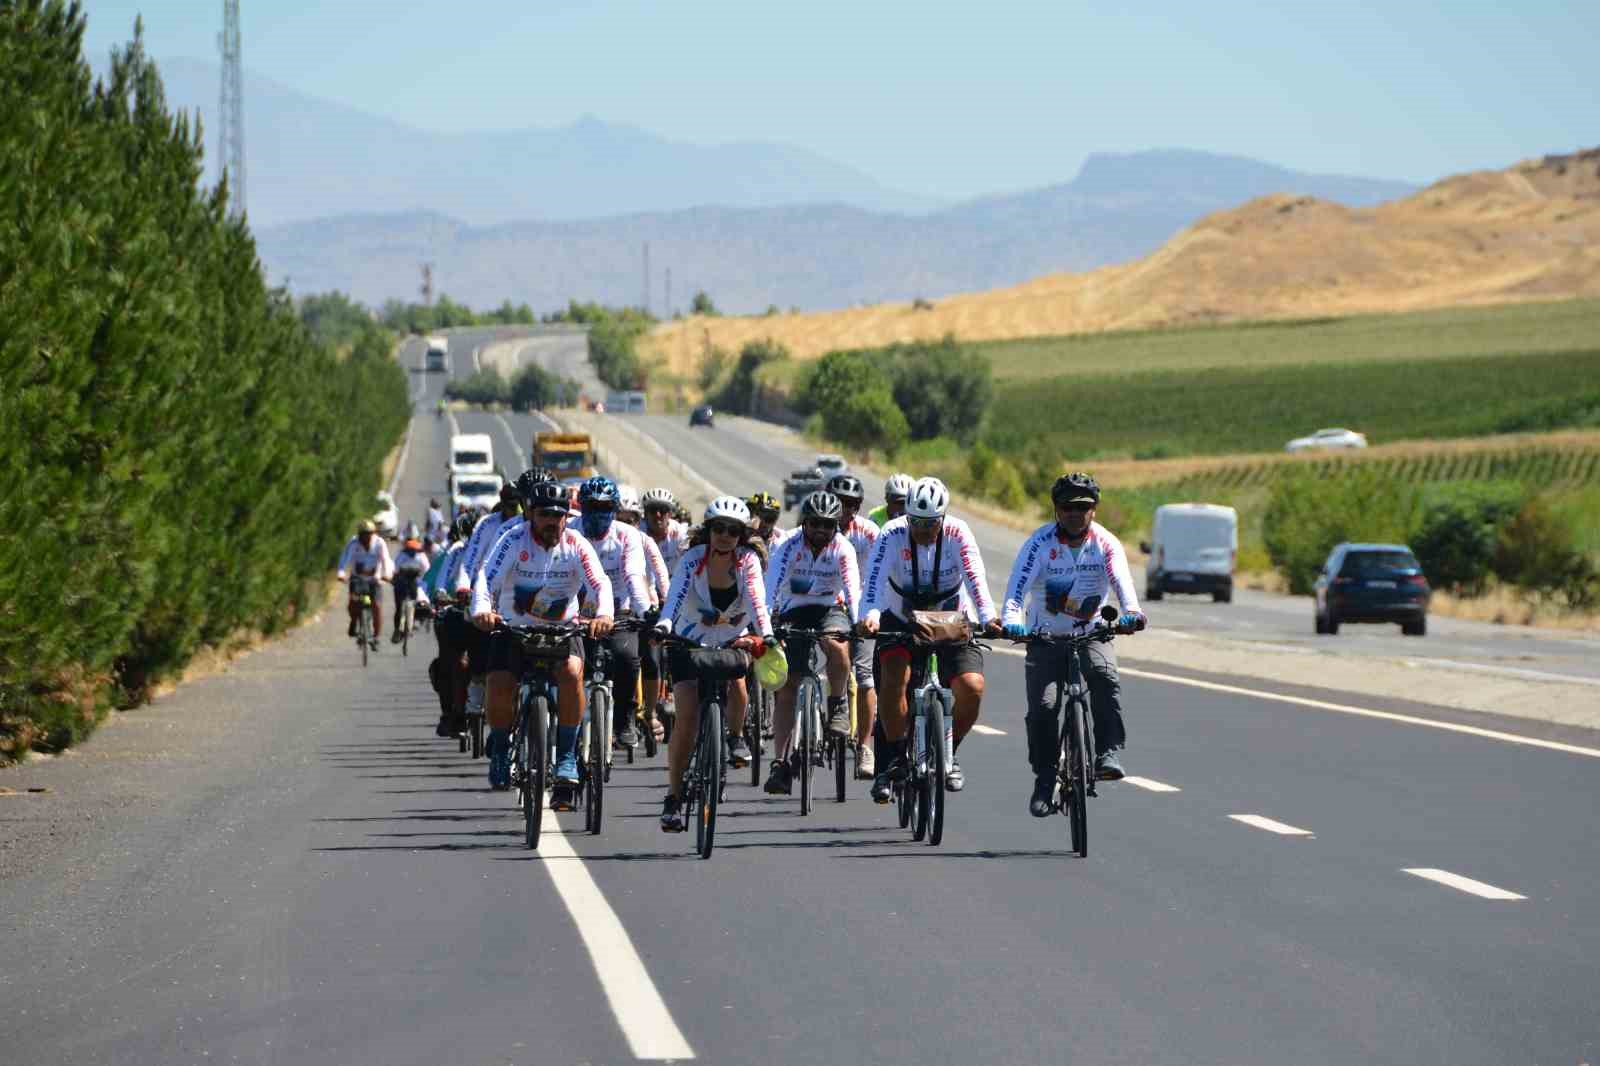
486;627;584;677
875;613;983;684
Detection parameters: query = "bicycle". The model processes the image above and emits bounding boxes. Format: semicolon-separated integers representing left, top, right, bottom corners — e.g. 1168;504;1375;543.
1006;604;1128;858
580;618;644;834
661;634;752;859
773;625;852;813
497;620;589;850
394;574;421;658
876;630;962;847
349;575;379;668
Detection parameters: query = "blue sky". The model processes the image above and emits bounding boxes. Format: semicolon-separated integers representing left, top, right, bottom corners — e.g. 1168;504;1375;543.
82;0;1598;199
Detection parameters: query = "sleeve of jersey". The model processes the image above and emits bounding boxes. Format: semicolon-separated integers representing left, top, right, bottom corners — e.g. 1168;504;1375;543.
840;538;862;623
1104;532;1143;616
455;525;484;592
1003;530;1043;627
659;551;692;634
622;531;650;614
378;538;395;581
862;527;893;622
643;537;669;600
744;551;773;636
765;536;793;615
336;539;354;577
473;531;514;617
580;537;614;618
955;523;998;625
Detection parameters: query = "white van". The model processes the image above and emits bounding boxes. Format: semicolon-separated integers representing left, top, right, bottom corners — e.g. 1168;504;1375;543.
450;472;504;516
1141;503;1237;603
448;433;494;477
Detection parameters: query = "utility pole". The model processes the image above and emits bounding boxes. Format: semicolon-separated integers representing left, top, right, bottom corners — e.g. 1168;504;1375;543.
419;262;434;306
217;0;246;219
665;267;672;319
642;242;651;315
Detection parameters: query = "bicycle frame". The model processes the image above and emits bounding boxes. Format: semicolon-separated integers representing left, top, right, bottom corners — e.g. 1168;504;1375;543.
878;633;954;846
774;626;851;812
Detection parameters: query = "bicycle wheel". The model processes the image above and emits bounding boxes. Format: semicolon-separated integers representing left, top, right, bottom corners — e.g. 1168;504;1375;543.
833;735;847;803
358;604;369;668
912;694;931;842
401;601;412;657
927;690;950;846
1066;698;1089;857
746;679;762;787
470;712;483;760
797;679;817;816
696;700;723;859
526;694;548;849
588;686;609;834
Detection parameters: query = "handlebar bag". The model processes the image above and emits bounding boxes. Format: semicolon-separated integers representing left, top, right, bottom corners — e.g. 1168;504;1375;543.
685;648;752;682
907;610;972;646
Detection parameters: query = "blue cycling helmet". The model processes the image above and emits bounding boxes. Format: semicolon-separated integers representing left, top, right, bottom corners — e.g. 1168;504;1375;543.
579;476;619;506
579;475;619;539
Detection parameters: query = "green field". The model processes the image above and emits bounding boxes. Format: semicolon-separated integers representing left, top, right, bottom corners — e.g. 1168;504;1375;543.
977;299;1600;381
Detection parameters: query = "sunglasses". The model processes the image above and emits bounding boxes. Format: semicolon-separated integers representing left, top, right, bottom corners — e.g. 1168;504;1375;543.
1058;503;1094;514
706;521;743;537
645;507;673;517
803;517;838;530
908;516;942;530
532;507;569;518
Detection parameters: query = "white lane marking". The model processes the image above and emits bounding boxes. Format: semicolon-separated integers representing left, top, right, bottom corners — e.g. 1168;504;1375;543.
1405;657;1600;688
969;723;1007;736
472;344;482;374
1122;775;1181;792
538;823;697;1060
1403;868;1526;900
1229;814;1314;836
1120;667;1600;761
494;413;528;470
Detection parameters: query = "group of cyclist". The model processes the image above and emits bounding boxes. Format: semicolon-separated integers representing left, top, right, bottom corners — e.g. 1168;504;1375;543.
338;461;1147;826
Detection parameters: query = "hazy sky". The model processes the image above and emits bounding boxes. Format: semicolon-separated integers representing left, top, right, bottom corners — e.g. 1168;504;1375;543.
82;0;1597;198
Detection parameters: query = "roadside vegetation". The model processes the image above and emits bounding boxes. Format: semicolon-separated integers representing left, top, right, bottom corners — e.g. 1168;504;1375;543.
0;4;409;762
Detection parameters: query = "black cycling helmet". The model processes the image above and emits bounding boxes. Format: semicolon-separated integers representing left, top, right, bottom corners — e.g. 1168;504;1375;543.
514;466;556;502
524;480;570;513
826;474;864;503
800;490;843;524
452;512;477;541
1051;471;1101;507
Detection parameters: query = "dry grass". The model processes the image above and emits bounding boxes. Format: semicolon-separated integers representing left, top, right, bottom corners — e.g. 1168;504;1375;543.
643;149;1600;372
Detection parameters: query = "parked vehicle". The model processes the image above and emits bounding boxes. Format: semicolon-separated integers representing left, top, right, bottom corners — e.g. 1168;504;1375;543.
1285;427;1368;452
372;491;399;539
1314;543;1430;636
448;433;495;477
690;405;715;427
1141;503;1236;603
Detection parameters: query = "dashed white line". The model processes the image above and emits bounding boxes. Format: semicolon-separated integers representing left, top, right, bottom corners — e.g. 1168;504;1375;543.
1122;775;1181;792
1403;868;1526;900
1229;814;1314;836
969;724;1007;736
538;823;696;1060
494;413;528;470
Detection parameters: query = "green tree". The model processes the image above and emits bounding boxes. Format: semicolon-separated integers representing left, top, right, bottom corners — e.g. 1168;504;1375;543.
1262;469;1419;595
823;388;909;455
714;339;788;414
690;290;719;316
882;336;992;442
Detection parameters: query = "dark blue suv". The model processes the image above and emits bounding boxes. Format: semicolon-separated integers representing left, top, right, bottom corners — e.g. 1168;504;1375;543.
1313;542;1430;637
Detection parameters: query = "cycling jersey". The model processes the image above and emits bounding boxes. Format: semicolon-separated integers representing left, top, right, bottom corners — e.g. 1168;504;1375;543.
659;545;773;646
761;525;792;553
425;506;448;545
843;514;879;573
422;542;463;601
766;530;862;621
393;548;430;599
337;536;393;581
474;525;611;625
862;515;997;627
650;519;691;574
641;533;670;606
866;504;889;528
1002;521;1141;635
455;511;520;595
581;520;652;616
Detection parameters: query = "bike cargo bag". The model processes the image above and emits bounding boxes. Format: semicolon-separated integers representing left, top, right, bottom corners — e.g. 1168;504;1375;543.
907;610;972;646
686;648;752;681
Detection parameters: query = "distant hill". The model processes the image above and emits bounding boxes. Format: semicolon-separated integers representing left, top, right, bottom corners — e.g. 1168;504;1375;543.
144;56;943;227
642;149;1600;369
255;148;1416;311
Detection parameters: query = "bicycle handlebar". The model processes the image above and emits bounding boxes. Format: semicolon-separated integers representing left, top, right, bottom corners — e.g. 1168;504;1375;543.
773;625;851;641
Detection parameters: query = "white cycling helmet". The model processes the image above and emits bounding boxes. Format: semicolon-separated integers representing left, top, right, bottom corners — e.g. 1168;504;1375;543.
642;487;677;510
884;472;914;502
617;484;642;515
703;495;752;527
905;477;950;520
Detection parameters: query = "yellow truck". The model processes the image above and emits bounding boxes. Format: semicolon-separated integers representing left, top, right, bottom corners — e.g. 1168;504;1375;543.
533;432;595;481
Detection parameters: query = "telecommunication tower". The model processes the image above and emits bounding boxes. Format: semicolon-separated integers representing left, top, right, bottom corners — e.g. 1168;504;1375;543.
420;263;434;306
217;0;246;219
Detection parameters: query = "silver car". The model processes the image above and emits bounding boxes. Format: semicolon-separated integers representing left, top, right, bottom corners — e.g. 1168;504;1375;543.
1285;428;1368;453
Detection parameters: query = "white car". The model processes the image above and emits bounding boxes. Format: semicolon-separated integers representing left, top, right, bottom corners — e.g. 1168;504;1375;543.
372;491;400;538
1285;428;1368;453
815;454;849;479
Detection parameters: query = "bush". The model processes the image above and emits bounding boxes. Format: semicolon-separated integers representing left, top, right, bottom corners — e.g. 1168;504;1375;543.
712;339;788;414
1494;498;1597;606
690;291;720;316
446;368;510;406
585;310;653;391
1261;470;1419;594
1412;501;1497;594
800;349;891;416
824;388;909;455
883;336;992;443
509;363;561;411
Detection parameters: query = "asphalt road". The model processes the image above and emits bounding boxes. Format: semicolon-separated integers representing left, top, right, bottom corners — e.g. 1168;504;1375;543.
5;330;1598;1066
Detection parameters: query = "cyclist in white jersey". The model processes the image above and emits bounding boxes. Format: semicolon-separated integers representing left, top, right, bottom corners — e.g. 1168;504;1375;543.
827;474;882;778
473;478;613;800
390;523;431;644
455;482;531;722
425;498;449;546
639;488;687;731
860;477;1000;799
746;492;789;558
575;476;652;749
337;520;394;646
424;511;477;737
1001;472;1146;815
762;490;861;794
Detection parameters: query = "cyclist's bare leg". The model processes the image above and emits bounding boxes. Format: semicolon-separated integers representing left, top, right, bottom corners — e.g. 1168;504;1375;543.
856;686;877;751
822;637;849;700
486;670;516;730
773;677;799;760
555;656;584;726
725;678;748;739
666;679;699;796
949;670;985;748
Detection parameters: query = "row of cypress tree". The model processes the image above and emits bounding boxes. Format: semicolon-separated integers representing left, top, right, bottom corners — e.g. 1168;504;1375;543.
0;2;411;758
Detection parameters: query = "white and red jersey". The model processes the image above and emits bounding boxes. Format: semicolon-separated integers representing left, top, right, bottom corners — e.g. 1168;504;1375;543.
842;513;879;574
337;536;393;581
760;525;792;553
766;530;862;622
660;545;773;646
641;533;670;606
863;515;997;627
474;525;611;625
580;521;652;616
1003;521;1141;635
649;519;690;576
455;510;520;594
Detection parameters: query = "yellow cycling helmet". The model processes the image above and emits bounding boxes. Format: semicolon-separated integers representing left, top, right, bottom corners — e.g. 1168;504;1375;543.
746;492;781;519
